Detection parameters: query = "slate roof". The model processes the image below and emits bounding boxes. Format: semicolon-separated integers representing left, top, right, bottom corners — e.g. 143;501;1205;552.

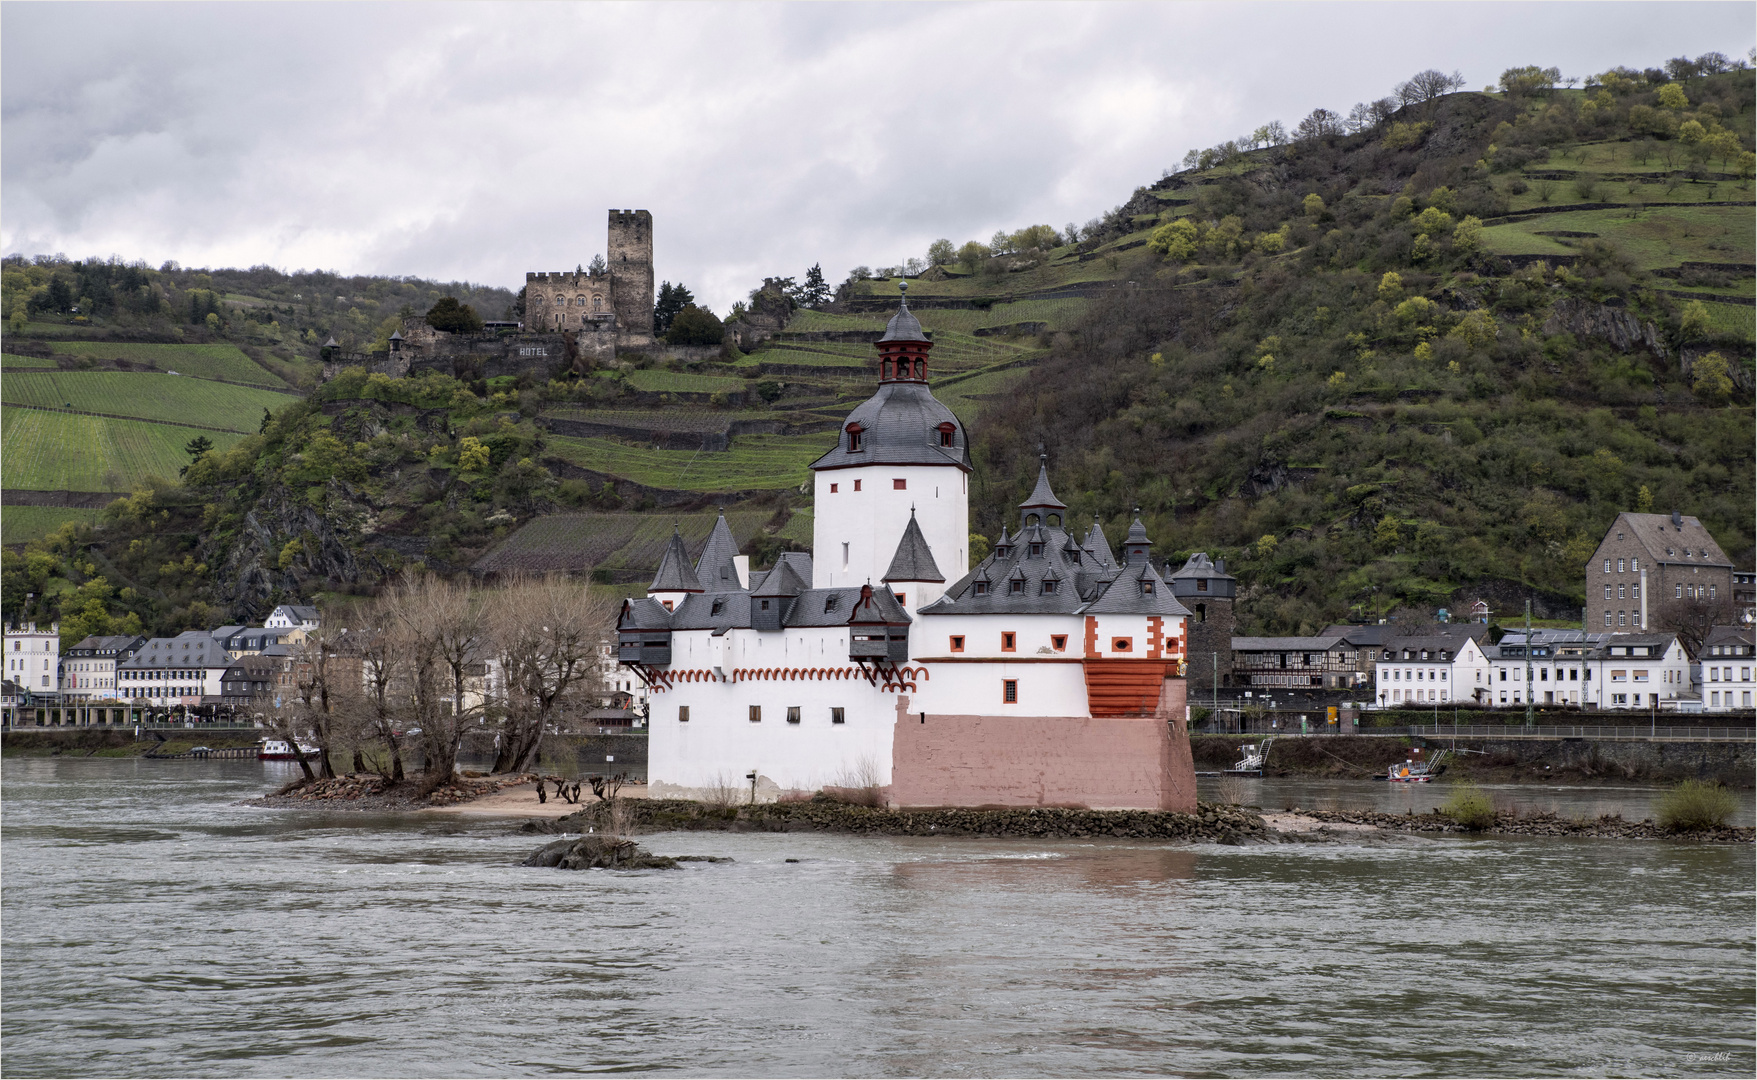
1081;519;1117;570
1608;512;1732;567
649;527;703;593
623;583;910;633
1170;552;1233;582
1019;457;1067;511
809;381;970;472
694;510;743;592
747;552;813;594
66;635;144;657
753;556;811;598
877;284;929;344
922;492;1187;619
1232;636;1347;653
120;632;232;670
1376;630;1487;660
882;512;944;583
1705;624;1754;651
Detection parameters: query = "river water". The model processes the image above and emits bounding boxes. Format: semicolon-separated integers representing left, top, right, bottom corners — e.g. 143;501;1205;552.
3;757;1752;1078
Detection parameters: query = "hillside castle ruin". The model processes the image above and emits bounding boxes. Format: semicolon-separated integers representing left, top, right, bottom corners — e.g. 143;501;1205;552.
321;209;661;382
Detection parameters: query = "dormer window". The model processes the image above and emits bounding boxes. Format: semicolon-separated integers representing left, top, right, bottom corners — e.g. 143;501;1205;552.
1009;578;1025;595
1042;579;1057;594
938;422;956;448
974;581;989;596
846;424;865;452
823;596;839;613
1029;543;1043;557
1141;580;1155;595
711;599;724;615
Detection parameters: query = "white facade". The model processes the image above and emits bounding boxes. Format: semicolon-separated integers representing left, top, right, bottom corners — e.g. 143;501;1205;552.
813;463;969;596
264;606;321;631
1375;637;1489;706
5;623;60;692
1486;633;1691;710
1699;657;1754;712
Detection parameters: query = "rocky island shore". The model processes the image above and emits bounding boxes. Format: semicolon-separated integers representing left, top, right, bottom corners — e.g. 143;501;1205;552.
528;796;1754;844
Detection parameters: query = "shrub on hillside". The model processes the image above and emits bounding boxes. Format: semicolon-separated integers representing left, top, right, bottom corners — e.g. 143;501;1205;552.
426;297;483;333
1441;781;1496;830
665;304;724;346
1655;780;1738;831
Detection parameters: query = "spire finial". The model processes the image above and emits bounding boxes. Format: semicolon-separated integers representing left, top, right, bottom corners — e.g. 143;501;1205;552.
898;279;908;305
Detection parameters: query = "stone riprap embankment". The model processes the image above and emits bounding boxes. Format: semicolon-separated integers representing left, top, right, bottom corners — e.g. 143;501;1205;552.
1279;807;1754;843
245;772;536;810
540;798;1279;844
534;798;1753;844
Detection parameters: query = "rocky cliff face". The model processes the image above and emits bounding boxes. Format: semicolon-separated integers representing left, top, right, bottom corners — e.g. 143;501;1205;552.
1543;297;1669;362
206;481;371;613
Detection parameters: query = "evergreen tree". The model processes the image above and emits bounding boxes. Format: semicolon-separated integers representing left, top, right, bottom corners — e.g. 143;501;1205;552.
653;281;695;334
425;296;483;333
799;264;832;308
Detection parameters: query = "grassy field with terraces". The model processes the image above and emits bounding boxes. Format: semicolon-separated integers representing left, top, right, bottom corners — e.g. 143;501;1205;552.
1;371;292;432
1;408;249;492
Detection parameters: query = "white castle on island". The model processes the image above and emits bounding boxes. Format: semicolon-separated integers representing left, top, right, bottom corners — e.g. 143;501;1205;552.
617;288;1199;810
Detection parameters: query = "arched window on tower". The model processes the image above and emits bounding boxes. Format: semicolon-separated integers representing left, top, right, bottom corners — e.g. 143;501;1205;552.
846;423;865;452
914;359;924;379
938;422;956;448
592;294;603;311
881;360;892;380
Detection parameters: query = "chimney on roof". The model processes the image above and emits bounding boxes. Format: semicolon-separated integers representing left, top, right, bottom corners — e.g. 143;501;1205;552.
1671;510;1682;528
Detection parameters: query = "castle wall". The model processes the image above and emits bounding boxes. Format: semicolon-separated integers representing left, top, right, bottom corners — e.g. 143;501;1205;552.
890;682;1196;811
525;270;615;334
1183;598;1235;692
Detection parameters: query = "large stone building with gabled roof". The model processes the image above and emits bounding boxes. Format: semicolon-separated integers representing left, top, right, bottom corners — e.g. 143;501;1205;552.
1588;511;1738;631
618;287;1197;810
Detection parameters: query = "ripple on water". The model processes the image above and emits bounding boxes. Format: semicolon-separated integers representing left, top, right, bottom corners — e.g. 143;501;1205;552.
2;757;1753;1078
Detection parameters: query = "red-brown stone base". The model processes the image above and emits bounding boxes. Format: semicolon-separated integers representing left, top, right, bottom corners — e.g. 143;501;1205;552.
890;681;1196;812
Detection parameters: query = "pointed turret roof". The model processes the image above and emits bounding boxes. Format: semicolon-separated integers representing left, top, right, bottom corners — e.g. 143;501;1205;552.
1019;454;1067;511
1125;515;1150;546
1121;511;1153;565
878;281;929;343
694;508;743;592
882;511;945;582
322;336;339;349
1082;517;1117;569
649;526;703;593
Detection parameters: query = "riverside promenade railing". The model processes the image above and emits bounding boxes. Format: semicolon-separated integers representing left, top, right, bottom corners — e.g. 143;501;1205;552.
1392;724;1755;742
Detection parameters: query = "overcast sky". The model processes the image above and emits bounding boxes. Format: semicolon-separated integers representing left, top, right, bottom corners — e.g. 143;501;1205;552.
3;1;1750;311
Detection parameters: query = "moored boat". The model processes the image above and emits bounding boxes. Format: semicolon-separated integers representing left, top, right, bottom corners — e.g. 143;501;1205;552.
1385;747;1448;782
259;739;320;760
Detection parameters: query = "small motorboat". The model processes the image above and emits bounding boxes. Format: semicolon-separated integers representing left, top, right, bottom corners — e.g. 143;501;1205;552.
259;739;320;760
1385;747;1447;782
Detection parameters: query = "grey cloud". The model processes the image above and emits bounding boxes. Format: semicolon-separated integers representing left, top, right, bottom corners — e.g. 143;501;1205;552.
3;1;1749;310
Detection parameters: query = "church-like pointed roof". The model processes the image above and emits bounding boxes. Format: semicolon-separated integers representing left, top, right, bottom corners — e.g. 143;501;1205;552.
882;511;945;583
649;526;703;593
1082;518;1117;569
694;508;743;592
877;282;929;343
1125;515;1150;546
1121;512;1153;565
1019;455;1067;511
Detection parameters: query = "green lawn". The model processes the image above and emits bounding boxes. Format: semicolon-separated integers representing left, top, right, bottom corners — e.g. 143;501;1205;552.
622;369;749;394
543;432;822;491
2;353;55;369
0;371;292;432
1479;205;1755;268
1;506;103;545
1;409;247;491
44;342;286;386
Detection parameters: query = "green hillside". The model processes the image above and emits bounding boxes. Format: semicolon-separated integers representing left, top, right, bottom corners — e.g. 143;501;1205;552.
1;409;249;492
1;371;292;432
971;67;1754;632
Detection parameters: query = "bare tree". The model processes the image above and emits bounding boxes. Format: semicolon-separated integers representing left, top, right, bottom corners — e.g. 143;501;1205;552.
288;627;361;779
1398;69;1468;112
1656;595;1739;657
377;573;489;792
487;575;618;774
1295;108;1343;142
351;625;408;782
255;686;316;784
